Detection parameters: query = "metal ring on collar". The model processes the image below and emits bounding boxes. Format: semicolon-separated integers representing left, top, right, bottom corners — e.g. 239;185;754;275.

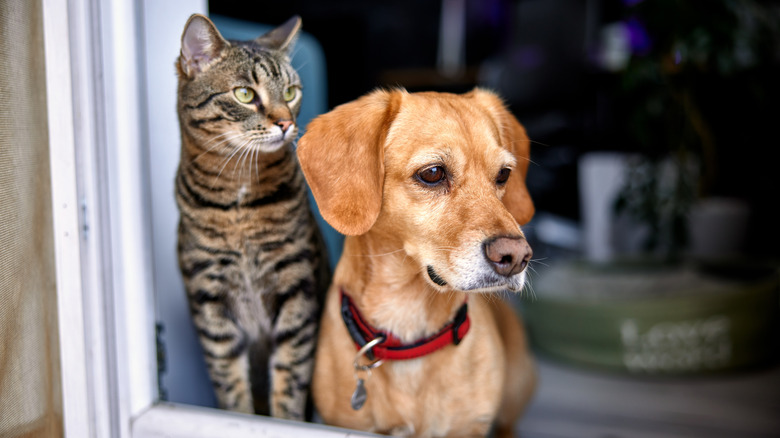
353;336;385;373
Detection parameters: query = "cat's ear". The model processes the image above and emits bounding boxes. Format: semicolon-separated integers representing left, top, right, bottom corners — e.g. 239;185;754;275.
179;14;228;78
255;15;302;54
297;89;403;236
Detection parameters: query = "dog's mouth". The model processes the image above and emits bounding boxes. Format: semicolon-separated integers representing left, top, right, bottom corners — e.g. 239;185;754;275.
426;265;525;293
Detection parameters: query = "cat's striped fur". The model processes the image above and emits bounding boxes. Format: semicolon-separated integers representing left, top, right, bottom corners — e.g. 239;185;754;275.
174;14;328;420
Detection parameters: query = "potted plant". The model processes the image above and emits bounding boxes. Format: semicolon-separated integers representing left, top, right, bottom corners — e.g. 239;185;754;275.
611;0;776;260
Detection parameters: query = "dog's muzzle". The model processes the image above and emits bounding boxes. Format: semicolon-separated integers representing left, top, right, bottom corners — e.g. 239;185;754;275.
483;236;532;277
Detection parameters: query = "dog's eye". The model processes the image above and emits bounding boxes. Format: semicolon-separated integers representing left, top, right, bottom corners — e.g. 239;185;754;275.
496;168;511;186
417;166;447;185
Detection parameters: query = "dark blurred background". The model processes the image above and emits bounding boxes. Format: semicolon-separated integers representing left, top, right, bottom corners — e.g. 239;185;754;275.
211;0;780;260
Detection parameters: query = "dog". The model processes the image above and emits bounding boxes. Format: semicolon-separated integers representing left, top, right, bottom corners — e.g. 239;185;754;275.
297;88;536;437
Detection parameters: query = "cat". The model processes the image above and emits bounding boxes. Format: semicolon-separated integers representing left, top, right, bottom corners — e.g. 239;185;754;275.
174;13;329;421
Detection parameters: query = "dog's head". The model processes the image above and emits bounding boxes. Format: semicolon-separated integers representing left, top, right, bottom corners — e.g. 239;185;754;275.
298;88;534;293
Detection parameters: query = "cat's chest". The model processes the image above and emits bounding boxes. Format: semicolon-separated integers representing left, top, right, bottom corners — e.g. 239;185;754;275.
236;184;250;203
213;184;286;232
225;234;280;338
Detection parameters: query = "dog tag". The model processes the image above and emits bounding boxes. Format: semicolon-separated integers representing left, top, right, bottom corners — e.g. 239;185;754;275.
350;378;367;410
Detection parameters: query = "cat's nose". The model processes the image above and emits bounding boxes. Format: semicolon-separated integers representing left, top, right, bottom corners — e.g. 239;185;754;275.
276;120;293;133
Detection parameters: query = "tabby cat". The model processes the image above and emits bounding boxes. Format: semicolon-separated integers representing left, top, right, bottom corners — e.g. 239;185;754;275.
174;13;328;420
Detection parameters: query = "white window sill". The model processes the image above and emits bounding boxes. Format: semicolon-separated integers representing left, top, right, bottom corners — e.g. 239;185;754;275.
132;403;379;438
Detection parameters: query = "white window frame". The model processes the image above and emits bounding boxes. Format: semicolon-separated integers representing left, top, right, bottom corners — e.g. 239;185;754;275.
43;0;374;436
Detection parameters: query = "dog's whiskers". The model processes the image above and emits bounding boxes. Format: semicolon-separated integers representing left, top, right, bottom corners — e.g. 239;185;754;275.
520;259;544;301
431;246;458;252
350;248;406;258
423;287;440;308
500;139;541;168
528;139;551;148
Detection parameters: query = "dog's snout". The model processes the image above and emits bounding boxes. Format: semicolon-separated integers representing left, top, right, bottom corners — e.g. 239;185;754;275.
484;237;532;277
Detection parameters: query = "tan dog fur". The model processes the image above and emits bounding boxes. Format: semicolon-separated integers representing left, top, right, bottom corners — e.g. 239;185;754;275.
297;88;536;437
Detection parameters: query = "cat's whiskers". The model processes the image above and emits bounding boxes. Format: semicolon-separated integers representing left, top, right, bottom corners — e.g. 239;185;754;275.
245;142;262;184
195;130;249;157
247;143;257;184
248;133;261;183
212;136;252;188
201;131;237;148
232;138;255;181
252;143;262;182
191;132;247;165
245;142;262;185
292;59;308;71
235;140;250;180
247;142;262;184
289;45;302;60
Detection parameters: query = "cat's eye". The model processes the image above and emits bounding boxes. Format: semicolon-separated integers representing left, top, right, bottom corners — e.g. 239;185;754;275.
496;168;511;186
283;86;298;102
234;87;255;104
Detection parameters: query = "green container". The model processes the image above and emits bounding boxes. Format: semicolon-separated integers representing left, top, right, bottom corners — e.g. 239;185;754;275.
523;260;780;375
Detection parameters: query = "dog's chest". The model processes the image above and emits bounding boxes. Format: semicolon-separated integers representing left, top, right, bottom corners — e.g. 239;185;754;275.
372;361;496;437
380;396;494;437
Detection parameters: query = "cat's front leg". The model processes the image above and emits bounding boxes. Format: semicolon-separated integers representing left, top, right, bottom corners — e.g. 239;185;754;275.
192;297;255;414
269;286;319;421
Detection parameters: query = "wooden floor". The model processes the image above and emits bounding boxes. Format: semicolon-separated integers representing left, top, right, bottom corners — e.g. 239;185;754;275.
515;355;780;438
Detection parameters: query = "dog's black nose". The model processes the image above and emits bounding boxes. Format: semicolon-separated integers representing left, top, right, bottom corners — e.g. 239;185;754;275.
484;237;532;277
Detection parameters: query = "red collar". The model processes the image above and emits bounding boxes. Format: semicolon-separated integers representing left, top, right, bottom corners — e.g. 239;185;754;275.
340;289;470;361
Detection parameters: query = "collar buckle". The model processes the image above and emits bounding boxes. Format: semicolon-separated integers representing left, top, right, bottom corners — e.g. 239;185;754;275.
451;302;469;346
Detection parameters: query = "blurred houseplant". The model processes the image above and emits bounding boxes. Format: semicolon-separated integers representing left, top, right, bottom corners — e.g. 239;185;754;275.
611;0;779;259
524;0;780;376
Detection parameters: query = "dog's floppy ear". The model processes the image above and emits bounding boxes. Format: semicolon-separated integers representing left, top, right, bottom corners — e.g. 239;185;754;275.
297;89;402;235
501;116;536;225
470;88;535;225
